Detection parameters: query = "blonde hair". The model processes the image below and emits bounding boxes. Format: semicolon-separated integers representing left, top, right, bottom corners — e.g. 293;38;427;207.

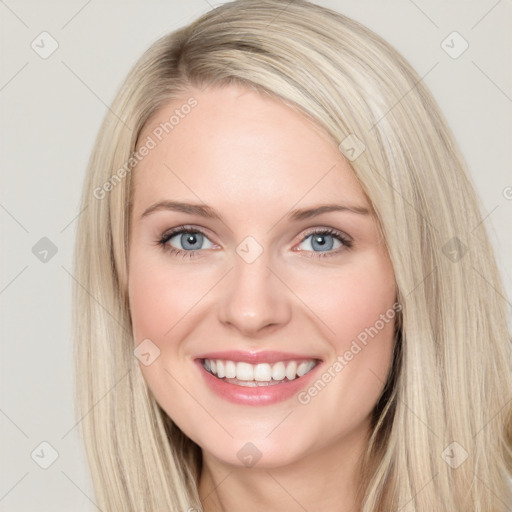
72;0;512;510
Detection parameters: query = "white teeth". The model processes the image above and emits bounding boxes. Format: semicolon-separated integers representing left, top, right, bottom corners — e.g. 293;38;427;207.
202;358;317;383
216;360;225;378
225;360;237;379
254;363;272;381
297;361;315;376
285;361;297;381
236;362;254;381
271;361;286;380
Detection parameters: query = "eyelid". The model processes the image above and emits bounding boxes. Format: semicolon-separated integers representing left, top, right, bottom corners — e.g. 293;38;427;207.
299;226;353;243
160;225;217;243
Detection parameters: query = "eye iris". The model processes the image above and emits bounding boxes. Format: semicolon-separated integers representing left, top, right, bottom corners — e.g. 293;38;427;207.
181;232;202;250
170;231;340;252
311;234;333;252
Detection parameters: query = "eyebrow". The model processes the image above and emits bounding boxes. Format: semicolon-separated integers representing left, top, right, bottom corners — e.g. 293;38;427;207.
140;200;370;221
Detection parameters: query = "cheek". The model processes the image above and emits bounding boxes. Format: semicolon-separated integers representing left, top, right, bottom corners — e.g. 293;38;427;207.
128;254;208;344
299;250;396;346
328;275;396;349
295;250;397;400
127;255;204;420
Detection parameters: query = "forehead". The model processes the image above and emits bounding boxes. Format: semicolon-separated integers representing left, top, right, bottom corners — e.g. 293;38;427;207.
131;85;368;217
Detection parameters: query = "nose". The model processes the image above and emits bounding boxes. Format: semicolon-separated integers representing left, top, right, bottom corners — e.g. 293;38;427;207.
217;250;292;338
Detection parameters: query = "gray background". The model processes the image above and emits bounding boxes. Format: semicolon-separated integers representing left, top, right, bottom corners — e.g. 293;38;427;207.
1;0;511;510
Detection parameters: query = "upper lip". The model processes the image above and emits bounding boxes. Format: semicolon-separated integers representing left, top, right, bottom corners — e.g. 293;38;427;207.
195;350;322;365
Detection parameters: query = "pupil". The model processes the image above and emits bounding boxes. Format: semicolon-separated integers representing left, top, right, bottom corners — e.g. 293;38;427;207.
186;234;197;246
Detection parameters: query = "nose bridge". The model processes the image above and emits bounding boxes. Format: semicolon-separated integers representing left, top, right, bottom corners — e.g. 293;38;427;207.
217;237;292;335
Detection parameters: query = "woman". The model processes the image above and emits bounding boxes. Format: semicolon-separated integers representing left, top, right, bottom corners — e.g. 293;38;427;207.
73;0;512;510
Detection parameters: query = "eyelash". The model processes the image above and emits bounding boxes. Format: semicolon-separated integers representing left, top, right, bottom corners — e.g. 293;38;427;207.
156;226;353;260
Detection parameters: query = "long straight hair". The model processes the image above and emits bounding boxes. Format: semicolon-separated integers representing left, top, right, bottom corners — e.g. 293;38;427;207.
72;1;512;510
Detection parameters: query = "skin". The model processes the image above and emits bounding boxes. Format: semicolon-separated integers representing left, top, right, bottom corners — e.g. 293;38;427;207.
128;84;397;512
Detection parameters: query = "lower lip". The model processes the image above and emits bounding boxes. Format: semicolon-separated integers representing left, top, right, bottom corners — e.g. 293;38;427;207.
195;360;322;406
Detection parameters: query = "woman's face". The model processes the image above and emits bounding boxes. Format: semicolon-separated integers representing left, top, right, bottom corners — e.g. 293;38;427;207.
128;84;397;470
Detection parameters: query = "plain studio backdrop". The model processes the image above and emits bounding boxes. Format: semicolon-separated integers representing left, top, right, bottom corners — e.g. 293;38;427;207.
0;0;511;510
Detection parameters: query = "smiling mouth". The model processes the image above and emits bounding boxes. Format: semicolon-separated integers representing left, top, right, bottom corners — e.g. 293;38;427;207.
201;358;320;387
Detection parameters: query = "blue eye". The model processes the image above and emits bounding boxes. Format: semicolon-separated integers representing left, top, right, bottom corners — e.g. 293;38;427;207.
296;228;352;258
158;228;215;259
300;231;340;252
157;226;352;260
